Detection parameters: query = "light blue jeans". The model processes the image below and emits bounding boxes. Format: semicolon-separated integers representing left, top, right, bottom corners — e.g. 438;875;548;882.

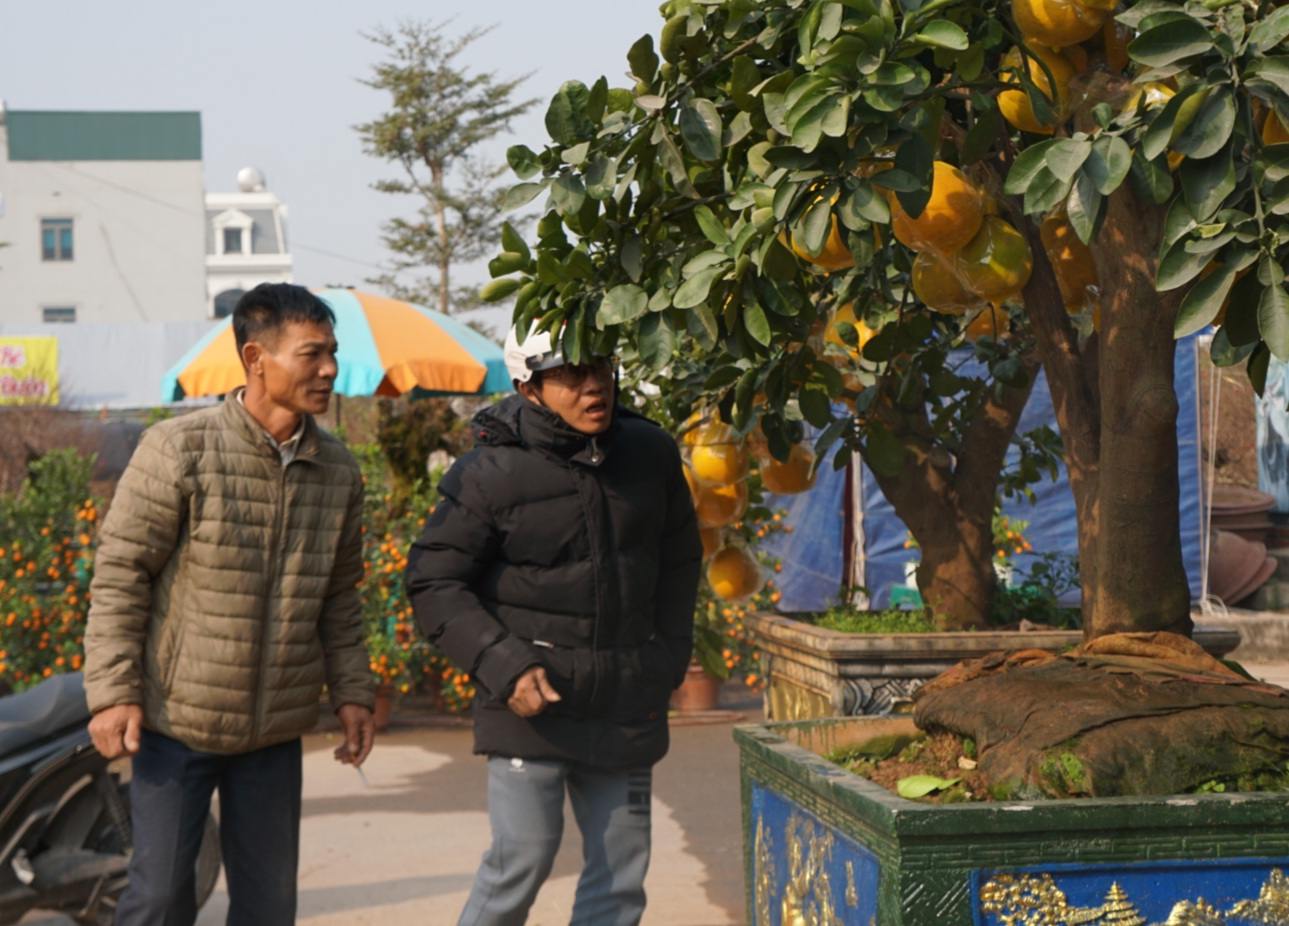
458;757;653;926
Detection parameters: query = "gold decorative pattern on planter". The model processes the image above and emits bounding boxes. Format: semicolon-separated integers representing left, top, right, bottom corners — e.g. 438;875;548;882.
754;815;774;926
1230;867;1289;923
1164;898;1227;925
1101;884;1147;925
753;809;854;926
979;868;1289;925
767;676;832;722
782;810;840;925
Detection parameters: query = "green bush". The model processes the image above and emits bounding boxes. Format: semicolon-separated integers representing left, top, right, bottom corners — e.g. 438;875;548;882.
0;449;100;691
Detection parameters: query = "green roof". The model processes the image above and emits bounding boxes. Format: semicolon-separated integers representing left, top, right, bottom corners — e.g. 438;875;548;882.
5;111;202;162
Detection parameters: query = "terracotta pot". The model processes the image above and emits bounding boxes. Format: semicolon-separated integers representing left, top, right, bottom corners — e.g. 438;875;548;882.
670;664;722;713
372;684;396;732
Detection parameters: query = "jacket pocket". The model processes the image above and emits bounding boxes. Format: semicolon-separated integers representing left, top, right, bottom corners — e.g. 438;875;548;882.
160;617;190;695
608;639;673;723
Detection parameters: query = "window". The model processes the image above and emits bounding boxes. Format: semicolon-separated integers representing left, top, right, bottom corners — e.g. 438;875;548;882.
40;219;74;261
222;227;244;255
42;306;76;323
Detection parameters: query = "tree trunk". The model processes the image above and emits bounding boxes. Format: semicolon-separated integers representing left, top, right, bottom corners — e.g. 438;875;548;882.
869;456;995;630
915;511;996;629
865;359;1037;630
1086;186;1192;638
430;162;451;315
1017;184;1192;642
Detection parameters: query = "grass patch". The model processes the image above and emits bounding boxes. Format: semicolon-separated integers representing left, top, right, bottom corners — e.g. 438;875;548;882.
812;607;937;634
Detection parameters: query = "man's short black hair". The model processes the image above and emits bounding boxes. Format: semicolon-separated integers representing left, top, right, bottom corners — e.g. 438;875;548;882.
232;284;336;352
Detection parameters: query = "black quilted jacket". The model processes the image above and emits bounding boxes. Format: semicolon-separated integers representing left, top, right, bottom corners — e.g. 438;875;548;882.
405;395;702;768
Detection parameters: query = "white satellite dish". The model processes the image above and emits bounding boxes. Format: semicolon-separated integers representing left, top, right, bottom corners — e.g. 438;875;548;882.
236;166;266;193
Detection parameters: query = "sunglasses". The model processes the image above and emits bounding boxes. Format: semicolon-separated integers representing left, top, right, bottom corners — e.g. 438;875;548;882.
539;356;620;386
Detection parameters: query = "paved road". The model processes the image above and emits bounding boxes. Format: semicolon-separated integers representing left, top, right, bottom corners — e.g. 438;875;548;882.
190;719;746;926
22;702;753;926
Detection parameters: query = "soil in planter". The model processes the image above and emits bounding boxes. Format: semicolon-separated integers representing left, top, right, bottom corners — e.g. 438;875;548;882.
831;728;1289;805
827;633;1289;803
828;732;990;804
914;632;1289;801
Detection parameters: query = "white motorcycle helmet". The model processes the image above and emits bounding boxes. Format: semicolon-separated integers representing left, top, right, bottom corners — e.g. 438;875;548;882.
504;325;565;385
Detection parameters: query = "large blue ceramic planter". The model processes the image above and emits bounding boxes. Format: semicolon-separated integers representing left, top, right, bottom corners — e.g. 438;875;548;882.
737;715;1289;925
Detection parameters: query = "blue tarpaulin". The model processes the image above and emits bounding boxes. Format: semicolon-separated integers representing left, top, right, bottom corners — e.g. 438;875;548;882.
761;336;1205;612
1258;357;1289;513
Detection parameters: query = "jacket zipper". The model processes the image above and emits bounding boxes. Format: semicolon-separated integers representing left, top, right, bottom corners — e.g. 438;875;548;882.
568;461;603;735
252;460;289;744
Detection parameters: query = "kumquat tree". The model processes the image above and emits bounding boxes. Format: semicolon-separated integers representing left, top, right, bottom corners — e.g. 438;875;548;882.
480;0;1289;795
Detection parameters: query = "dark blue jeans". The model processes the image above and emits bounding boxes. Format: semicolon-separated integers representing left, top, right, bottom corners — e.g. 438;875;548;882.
115;730;302;926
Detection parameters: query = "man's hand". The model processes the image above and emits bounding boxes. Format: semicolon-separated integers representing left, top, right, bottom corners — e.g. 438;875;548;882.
88;704;144;760
507;666;561;718
334;704;375;767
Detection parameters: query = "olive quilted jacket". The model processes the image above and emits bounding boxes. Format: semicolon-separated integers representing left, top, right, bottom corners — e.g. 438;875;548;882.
84;396;374;754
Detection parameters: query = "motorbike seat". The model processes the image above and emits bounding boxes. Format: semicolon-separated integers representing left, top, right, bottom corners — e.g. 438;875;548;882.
0;673;90;757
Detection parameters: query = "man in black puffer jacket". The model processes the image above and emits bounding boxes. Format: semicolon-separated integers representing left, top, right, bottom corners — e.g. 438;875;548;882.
405;324;702;926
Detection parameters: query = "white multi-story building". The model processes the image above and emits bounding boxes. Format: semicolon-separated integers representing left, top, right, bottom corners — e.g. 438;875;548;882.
0;102;209;324
0;103;296;326
205;167;293;318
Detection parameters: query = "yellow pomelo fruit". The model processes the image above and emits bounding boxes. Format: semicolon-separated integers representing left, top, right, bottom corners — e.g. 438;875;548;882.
694;481;749;530
691;442;750;485
707;545;763;601
1039;212;1098;311
683;415;736;447
760;443;817;495
964;308;1013;341
789;214;855;272
700;526;723;560
1124;81;1174;111
1013;0;1107;48
1123;82;1202;169
825;303;878;358
911;251;982;315
889;161;984;254
955;217;1034;302
999;45;1075;134
683;463;700;499
1265;113;1289;146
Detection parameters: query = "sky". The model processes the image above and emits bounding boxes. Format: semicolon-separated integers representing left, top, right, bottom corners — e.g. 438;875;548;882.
1;1;662;331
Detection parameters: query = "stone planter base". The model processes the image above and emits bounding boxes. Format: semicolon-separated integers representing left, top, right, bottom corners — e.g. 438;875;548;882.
737;715;1289;924
749;613;1242;721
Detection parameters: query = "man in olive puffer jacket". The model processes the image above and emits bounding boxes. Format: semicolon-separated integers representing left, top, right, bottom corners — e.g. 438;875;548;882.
84;284;375;925
406;325;702;925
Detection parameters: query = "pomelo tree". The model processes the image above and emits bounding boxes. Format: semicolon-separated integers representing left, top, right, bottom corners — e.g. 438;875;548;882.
483;0;1289;641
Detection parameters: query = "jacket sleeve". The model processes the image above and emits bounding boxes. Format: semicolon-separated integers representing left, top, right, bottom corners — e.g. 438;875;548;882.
318;469;376;712
404;459;539;700
654;442;703;686
84;427;186;714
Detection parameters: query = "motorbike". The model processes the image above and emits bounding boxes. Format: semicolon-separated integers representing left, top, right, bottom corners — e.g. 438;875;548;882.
0;672;220;924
